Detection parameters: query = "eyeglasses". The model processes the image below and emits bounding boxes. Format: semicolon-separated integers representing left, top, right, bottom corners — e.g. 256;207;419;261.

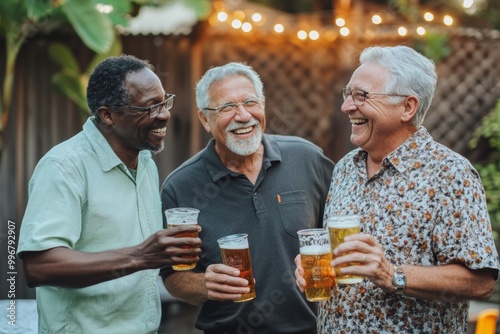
342;87;408;106
203;98;263;115
109;93;175;118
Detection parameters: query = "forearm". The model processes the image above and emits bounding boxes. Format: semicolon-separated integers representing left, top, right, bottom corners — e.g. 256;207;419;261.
401;264;497;301
22;246;146;288
164;272;208;305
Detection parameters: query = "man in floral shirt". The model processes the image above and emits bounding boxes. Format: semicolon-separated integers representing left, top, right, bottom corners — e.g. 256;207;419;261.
295;45;500;333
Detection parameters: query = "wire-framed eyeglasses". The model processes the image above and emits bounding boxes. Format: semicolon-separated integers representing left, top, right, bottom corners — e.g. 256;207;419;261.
109;93;175;118
203;98;263;115
342;87;408;106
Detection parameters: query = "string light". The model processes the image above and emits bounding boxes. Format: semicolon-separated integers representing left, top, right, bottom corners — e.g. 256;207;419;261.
231;19;242;29
217;11;228;22
252;13;262;22
339;27;350;36
211;4;458;41
309;30;320;40
462;0;474;9
443;15;454;25
398;26;408;36
242;22;252;32
372;15;382;24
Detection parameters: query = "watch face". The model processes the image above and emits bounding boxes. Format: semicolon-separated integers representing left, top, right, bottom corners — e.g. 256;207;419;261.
396;276;405;285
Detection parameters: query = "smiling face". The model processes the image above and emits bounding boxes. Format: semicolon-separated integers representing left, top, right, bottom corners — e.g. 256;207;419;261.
199;75;266;159
99;68;170;165
341;62;417;160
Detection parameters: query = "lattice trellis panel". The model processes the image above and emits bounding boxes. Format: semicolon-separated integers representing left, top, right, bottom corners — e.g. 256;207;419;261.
424;33;500;158
198;29;500;162
198;32;341;155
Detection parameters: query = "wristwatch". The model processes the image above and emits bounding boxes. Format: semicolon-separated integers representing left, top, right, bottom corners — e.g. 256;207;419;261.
392;265;406;294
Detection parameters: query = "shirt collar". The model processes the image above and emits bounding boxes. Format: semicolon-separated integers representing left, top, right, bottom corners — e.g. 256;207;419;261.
83;117;152;173
204;134;282;182
352;126;433;176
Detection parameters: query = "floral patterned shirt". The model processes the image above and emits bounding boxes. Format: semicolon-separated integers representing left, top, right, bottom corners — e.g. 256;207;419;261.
319;127;500;334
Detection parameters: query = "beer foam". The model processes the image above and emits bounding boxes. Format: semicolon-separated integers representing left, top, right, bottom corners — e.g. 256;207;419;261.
300;245;330;255
220;242;249;250
327;218;360;228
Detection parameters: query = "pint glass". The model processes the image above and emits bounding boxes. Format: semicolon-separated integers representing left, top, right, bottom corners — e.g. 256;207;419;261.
297;228;333;302
165;207;200;271
217;233;256;302
327;214;363;284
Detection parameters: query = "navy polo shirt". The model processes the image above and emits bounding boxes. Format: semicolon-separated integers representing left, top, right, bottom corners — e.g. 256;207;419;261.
161;134;334;334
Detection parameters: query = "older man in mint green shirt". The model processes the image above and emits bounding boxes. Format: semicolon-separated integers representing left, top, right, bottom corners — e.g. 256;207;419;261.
18;118;163;332
17;55;201;333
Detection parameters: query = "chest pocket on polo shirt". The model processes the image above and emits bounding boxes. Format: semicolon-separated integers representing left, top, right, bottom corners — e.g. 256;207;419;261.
276;190;314;237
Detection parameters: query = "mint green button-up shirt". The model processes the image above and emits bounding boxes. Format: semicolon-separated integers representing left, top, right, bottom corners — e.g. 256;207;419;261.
18;118;163;334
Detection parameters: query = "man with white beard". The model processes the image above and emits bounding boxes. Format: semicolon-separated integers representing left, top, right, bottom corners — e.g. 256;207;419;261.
160;62;335;334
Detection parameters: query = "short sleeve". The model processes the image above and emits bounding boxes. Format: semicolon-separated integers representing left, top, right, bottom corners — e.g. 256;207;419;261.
17;157;85;258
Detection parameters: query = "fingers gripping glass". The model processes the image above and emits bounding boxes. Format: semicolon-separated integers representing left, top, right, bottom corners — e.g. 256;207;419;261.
109;94;175;118
342;87;408;106
203;98;263;115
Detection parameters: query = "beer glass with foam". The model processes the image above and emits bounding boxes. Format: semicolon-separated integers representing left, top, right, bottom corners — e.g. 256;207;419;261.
327;214;363;284
165;207;200;271
217;233;256;302
297;228;333;302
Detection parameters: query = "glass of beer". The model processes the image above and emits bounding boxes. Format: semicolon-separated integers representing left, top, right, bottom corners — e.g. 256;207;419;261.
165;207;200;271
327;214;363;284
217;233;256;302
297;228;333;302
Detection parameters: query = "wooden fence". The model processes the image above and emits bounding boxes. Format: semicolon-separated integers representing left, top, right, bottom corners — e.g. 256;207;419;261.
1;24;499;299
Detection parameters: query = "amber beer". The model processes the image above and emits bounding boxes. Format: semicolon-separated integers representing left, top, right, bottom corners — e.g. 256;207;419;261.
298;228;333;301
217;234;256;302
327;215;363;284
165;208;200;271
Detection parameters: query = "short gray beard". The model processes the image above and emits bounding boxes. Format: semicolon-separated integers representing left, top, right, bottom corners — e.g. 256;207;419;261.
146;140;164;155
226;127;262;156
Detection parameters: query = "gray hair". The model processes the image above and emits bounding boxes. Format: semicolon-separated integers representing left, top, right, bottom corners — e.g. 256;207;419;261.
195;62;264;114
359;45;437;126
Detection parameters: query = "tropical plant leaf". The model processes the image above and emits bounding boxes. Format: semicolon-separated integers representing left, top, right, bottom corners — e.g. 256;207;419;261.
49;43;81;74
62;0;114;54
52;71;89;112
96;0;132;27
85;35;123;75
183;0;212;19
0;0;27;22
25;0;54;18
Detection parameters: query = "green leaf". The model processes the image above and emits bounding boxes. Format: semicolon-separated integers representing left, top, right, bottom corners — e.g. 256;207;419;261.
48;43;81;74
85;35;123;75
62;0;114;54
52;72;89;112
25;0;54;18
0;0;27;22
96;0;132;27
182;0;211;19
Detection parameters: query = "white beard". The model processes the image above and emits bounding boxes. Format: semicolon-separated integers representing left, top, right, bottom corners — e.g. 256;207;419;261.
226;126;262;156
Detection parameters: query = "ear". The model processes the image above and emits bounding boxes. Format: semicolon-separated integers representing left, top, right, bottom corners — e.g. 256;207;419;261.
400;96;419;123
198;110;212;133
97;107;114;126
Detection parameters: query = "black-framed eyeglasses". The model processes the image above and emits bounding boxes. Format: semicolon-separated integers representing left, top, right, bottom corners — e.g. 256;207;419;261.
109;93;175;118
342;87;408;106
203;98;263;115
